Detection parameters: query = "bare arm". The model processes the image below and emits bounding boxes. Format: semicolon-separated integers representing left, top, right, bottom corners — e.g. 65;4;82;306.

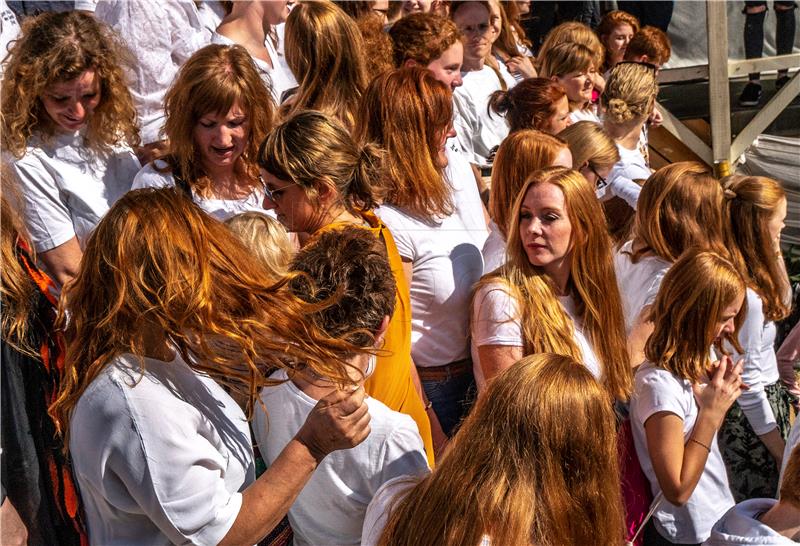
627;306;654;368
39;236;82;287
477;345;523;390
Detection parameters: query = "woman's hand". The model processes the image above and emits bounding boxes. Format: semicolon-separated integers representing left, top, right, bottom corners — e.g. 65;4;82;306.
295;386;371;463
505;56;537;79
692;356;745;428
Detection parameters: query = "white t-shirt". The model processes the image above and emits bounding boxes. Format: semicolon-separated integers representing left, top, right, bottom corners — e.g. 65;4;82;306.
704;498;796;546
569;107;601;124
482;220;505;274
253;370;429;546
196;0;226;33
631;363;735;544
604;143;648;209
470;280;601;390
446;145;489;249
69;352;255;546
132;160;272;221
376;177;485;366
453;65;512;167
94;0;211;144
7;131;140;252
724;288;781;436
613;240;671;335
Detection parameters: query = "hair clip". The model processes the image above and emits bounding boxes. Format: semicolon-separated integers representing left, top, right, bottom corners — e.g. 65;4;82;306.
723;188;737;199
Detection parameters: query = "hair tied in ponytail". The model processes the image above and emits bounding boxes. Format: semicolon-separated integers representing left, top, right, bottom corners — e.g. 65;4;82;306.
722;178;737;200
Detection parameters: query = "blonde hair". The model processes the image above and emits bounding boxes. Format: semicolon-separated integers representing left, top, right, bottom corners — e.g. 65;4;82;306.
722;175;790;322
646;250;746;383
558;120;620;172
489;130;568;239
631;162;728;263
225;212;294;279
482;167;632;401
538;41;595;80
537;21;604;74
161;44;274;196
601;62;658;124
1;10;139;158
377;353;625;546
282;1;369;131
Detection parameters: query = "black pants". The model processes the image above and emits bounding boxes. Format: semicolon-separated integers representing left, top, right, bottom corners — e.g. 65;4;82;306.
743;1;797;80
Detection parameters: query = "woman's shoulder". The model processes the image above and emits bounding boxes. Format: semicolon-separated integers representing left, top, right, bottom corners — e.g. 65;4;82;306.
132;160;176;190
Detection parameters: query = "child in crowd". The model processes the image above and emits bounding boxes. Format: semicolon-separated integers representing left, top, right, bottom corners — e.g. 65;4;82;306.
225;212;294;280
253;227;429;546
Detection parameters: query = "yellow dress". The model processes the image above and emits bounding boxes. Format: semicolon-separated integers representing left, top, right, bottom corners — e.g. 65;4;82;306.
314;212;435;467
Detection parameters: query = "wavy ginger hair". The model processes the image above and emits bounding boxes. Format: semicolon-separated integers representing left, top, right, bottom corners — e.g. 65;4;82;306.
355;67;454;222
722;175;790;322
482;167;631;400
50;188;362;444
377;353;625;546
161;44;274;196
489;130;568;240
631;162;728;263
488;78;567;134
1;10;139;158
389;12;461;67
282;1;369;131
646;251;745;383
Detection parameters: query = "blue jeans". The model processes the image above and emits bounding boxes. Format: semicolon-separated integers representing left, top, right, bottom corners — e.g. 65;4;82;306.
421;372;475;438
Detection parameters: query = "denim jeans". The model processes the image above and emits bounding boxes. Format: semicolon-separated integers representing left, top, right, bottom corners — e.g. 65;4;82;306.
421;372;476;438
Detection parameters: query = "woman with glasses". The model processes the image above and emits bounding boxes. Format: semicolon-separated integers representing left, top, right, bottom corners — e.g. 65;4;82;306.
258;110;439;464
132;44;274;221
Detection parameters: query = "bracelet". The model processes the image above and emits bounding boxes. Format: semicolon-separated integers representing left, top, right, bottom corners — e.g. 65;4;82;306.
688;437;710;453
424;400;433;411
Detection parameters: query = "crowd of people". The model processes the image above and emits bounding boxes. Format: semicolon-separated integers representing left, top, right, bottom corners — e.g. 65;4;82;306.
1;1;798;546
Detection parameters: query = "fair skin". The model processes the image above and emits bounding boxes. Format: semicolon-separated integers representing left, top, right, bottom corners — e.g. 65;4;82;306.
477;182;574;387
604;111;649;154
487;0;536;79
644;298;745;507
552;68;593;110
193;103;253;198
372;0;389;23
578;161;612;191
604;23;634;67
452;3;492;72
402;0;431;16
216;1;290;68
487;0;502;44
0;499;27;546
405;41;464;90
38;70;103;286
543;95;572;135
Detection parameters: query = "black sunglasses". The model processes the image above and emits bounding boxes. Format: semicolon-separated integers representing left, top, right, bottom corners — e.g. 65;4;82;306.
588;164;608;191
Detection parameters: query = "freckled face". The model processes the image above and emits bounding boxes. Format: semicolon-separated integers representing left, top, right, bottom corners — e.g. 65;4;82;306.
519;182;573;274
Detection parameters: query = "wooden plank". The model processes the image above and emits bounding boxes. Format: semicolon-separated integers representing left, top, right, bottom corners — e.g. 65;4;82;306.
656;103;713;164
658;65;710;84
730;71;800;160
728;54;800;78
707;1;732;170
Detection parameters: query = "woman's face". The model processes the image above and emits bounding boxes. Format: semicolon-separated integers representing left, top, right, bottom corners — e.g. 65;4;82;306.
193;102;250;173
427;41;464;90
767;197;788;251
453;3;492;64
605;24;634;64
514;0;531;15
41;69;102;133
579;163;612;191
555;69;593;105
262;169;318;233
544;95;572;135
402;0;431;16
487;0;502;45
712;293;744;346
261;0;291;24
519;182;573;274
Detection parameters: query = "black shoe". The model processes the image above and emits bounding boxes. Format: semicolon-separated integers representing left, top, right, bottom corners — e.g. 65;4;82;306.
776;75;790;90
739;82;762;106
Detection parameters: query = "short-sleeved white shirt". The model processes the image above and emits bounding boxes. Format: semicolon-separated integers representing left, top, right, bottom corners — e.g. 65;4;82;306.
453;65;512;167
446;145;489;249
481;220;505;274
631;363;735;544
7;131;140;252
604;143;648;209
132;160;272;221
470;280;602;389
69;352;255;546
253;370;429;546
613;240;671;335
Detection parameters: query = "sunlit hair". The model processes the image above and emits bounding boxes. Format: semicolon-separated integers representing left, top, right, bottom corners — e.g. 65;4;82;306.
259;110;386;214
161;44;274;196
1;10;139;158
488;78;567;133
225;212;294;280
597;10;640;71
631;162;728;263
601;62;658;124
480;167;631;400
489;0;518;59
646;250;746;383
489;130;568;239
625;26;672;66
289;226;396;350
781;443;800;508
538;42;595;102
282;1;369;131
355;66;454;222
50;188;363;444
558;120;620;172
722;175;790;322
377;353;625;546
354;11;395;75
537;21;604;74
500;1;532;51
389;12;461;67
